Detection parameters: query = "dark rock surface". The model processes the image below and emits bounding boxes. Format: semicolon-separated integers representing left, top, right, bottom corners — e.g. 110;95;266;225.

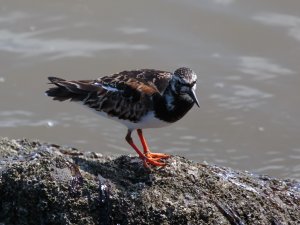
0;137;299;225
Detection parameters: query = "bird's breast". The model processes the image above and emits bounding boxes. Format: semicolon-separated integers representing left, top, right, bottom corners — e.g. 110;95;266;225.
153;93;194;123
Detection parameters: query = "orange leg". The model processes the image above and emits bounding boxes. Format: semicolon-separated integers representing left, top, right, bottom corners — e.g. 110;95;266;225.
125;130;165;167
137;129;170;160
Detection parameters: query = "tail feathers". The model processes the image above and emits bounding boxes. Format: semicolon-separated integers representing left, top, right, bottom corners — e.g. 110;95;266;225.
48;76;66;84
46;76;100;102
45;87;84;101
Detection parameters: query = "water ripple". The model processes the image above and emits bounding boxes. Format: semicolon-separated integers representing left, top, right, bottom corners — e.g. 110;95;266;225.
0;119;58;128
212;0;235;5
233;85;273;98
239;56;293;80
117;27;148;35
0;110;33;116
253;13;300;42
0;29;149;59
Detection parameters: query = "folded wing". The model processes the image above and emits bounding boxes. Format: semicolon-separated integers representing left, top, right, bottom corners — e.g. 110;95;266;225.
45;69;172;122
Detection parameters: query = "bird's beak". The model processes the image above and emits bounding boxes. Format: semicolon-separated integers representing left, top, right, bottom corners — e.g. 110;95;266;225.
188;89;200;107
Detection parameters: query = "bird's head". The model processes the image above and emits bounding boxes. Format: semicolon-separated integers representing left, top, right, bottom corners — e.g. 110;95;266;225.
171;67;200;107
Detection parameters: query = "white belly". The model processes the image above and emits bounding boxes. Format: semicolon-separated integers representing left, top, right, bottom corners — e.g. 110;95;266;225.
96;110;171;130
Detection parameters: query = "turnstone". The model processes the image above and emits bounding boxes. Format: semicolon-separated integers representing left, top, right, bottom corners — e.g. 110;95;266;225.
46;67;199;167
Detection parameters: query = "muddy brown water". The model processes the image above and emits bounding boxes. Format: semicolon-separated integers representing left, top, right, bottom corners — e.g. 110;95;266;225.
0;0;300;179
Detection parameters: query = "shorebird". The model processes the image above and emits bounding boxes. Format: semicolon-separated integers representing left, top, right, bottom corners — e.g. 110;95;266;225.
46;67;199;167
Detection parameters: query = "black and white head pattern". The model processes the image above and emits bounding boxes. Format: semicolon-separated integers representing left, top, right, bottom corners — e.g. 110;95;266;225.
171;67;197;95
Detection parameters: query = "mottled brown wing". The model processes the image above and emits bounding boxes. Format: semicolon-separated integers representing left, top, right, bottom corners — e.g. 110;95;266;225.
46;70;172;122
90;69;172;122
96;69;173;95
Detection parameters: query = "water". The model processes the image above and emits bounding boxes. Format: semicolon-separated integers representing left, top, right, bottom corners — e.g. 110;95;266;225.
0;0;299;179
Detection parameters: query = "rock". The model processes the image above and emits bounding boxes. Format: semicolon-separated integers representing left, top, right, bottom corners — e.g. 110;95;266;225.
0;137;299;225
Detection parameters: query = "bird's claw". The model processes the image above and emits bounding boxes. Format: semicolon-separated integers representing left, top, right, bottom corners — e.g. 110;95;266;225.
142;152;170;167
145;152;170;159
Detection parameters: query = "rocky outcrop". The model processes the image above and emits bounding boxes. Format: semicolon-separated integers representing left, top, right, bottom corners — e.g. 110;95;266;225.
0;137;299;225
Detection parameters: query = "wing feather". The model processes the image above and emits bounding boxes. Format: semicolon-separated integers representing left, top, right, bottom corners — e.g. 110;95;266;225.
46;69;173;122
96;69;172;95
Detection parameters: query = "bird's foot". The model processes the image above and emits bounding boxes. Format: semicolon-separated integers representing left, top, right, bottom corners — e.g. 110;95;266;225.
145;152;170;160
142;152;170;167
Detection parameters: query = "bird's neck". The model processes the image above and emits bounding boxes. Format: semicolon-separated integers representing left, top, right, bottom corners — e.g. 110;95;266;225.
153;85;194;123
